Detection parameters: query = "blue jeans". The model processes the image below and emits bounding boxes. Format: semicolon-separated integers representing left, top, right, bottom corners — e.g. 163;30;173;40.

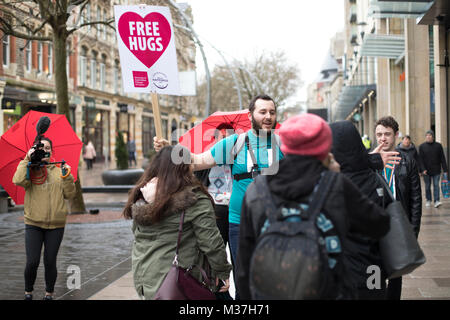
424;174;440;202
229;222;240;300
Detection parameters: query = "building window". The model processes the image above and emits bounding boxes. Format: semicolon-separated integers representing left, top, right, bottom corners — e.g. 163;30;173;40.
25;41;31;71
2;35;10;66
91;58;97;89
113;66;118;94
103;9;107;40
100;57;106;91
37;42;43;73
80;47;87;86
97;6;101;38
48;43;53;75
86;3;91;30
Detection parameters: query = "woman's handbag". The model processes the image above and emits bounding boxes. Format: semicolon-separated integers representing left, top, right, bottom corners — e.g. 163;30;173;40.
376;173;426;279
154;211;216;300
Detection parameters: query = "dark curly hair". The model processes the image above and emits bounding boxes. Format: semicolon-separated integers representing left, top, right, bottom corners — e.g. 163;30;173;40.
375;116;399;134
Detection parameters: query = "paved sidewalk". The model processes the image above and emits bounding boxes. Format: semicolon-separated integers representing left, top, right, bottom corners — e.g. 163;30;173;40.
88;198;450;300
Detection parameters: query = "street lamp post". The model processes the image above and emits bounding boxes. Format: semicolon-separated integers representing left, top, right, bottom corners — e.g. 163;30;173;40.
167;0;211;117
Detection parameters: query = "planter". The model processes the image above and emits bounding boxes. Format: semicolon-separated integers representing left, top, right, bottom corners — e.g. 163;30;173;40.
101;168;144;185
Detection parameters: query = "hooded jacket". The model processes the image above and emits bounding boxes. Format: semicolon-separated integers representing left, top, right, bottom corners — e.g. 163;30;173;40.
396;142;424;173
418;141;448;176
131;186;232;300
13;158;76;229
236;155;390;300
330;121;393;293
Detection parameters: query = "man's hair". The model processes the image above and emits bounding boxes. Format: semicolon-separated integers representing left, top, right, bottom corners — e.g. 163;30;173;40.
375;116;399;134
403;135;411;140
248;94;276;113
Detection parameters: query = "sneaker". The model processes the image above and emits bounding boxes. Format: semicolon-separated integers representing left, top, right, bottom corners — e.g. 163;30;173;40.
24;294;33;300
426;201;431;207
434;201;442;208
43;295;53;300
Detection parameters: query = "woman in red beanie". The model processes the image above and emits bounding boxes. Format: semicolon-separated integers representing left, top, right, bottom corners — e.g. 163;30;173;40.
236;113;390;300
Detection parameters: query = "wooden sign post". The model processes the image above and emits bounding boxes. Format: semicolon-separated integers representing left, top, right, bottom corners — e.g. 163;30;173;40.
151;93;163;138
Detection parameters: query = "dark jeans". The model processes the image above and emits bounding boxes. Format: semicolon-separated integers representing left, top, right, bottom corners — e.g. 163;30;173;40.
423;174;440;202
229;222;240;300
86;158;93;170
215;205;229;247
386;276;402;300
128;152;136;166
24;225;65;293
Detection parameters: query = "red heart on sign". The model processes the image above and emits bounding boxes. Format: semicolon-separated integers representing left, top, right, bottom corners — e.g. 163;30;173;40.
118;11;171;69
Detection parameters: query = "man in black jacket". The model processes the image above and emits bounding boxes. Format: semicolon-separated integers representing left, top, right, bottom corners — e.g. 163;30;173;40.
375;116;422;300
396;135;424;174
419;131;448;208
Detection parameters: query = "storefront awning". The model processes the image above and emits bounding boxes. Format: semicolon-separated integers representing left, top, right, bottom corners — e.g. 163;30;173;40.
417;0;450;26
360;33;405;59
334;85;376;122
369;0;434;19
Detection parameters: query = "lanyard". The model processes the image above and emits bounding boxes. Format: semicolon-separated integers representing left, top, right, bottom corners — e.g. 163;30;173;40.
383;165;395;190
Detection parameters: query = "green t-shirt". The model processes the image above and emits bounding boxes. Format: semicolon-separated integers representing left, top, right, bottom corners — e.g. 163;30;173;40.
210;131;284;224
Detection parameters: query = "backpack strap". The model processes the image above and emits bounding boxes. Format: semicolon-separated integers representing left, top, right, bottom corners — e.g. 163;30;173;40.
230;133;247;161
254;175;278;224
304;171;337;220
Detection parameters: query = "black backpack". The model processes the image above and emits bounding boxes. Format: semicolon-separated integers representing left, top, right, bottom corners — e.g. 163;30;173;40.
249;171;343;300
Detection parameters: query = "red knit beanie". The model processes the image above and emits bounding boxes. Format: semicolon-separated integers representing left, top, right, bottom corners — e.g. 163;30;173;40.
279;113;332;161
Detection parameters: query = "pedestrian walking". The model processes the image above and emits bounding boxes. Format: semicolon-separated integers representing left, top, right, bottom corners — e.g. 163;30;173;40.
123;145;232;300
154;94;284;299
12;137;76;300
237;114;390;300
418;130;448;208
83;141;96;170
127;135;137;167
362;134;372;150
375;116;422;300
331;120;394;300
396;135;424;174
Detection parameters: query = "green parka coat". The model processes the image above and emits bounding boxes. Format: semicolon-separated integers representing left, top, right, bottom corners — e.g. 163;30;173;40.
131;186;232;300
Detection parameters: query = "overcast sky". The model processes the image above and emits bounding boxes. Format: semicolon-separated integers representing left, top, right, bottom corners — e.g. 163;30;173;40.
185;0;344;105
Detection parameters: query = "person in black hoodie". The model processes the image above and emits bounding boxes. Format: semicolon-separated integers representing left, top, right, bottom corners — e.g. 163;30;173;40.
237;114;390;300
330;121;393;300
397;135;424;174
419;130;448;208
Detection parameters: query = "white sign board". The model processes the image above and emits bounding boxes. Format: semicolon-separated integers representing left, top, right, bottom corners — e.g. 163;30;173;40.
114;5;181;95
179;71;197;96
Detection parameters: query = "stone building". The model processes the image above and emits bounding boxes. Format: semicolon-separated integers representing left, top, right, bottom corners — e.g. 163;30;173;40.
0;0;200;166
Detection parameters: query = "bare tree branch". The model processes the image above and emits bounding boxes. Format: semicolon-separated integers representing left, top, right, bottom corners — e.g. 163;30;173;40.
67;18;115;35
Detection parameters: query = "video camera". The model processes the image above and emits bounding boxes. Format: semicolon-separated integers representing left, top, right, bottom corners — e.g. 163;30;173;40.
30;116;51;165
27;116;68;178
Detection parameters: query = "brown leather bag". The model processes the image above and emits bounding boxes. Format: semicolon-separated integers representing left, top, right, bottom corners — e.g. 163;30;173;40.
154;211;216;300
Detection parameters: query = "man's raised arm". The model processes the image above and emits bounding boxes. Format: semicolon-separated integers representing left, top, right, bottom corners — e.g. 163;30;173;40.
153;137;217;171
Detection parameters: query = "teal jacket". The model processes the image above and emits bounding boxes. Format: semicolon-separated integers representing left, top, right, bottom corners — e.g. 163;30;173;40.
131;186;232;300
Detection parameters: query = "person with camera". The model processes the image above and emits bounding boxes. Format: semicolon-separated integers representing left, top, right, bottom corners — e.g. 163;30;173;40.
13;137;76;300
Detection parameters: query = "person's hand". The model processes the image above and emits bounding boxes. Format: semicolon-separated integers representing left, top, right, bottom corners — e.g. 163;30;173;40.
26;147;35;160
370;144;401;169
422;170;427;176
216;278;230;293
322;153;340;172
153;137;170;152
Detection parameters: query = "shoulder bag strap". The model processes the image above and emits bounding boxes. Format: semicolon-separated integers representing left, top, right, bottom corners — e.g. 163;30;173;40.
375;172;395;202
246;134;260;172
173;211;185;266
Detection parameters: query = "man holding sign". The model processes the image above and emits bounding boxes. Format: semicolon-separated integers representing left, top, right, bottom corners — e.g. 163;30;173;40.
155;95;285;299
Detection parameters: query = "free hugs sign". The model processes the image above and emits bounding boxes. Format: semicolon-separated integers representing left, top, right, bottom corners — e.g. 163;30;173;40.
114;5;181;95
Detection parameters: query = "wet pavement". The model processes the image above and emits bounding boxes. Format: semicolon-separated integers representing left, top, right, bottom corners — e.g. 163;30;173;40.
1;159;450;300
0;161;135;300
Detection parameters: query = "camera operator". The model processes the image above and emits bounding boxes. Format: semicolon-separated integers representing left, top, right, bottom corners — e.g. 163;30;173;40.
13;137;76;300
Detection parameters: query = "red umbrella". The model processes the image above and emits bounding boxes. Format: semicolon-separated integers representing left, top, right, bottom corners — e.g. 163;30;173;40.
179;109;281;154
0;111;82;204
179;109;251;154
